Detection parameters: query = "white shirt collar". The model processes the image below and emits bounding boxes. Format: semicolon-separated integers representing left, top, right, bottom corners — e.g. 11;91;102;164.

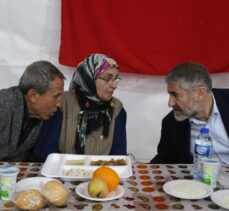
189;94;219;125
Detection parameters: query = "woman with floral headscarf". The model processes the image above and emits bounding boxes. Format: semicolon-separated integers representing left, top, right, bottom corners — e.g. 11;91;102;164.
31;54;127;161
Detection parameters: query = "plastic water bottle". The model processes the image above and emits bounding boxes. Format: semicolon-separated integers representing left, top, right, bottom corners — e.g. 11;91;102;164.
193;128;213;180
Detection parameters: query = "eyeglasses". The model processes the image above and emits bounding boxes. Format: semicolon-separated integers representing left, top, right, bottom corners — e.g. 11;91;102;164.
97;76;121;85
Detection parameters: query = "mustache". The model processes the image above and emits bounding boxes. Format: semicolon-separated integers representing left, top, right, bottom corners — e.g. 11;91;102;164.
172;106;181;111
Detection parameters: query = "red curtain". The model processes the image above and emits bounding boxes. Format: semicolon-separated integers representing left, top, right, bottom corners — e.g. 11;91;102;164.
59;0;229;75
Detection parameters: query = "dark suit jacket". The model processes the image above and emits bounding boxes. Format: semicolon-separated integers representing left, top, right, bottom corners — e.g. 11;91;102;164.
150;89;229;164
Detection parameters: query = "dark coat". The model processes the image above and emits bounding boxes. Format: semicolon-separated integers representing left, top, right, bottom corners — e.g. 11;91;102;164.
0;87;42;161
150;88;229;164
32;100;127;162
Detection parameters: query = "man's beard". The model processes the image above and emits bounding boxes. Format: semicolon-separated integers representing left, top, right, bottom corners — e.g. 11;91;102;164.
173;109;197;122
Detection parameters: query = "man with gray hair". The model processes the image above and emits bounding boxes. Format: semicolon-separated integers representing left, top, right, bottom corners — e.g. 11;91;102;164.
151;62;229;164
0;61;65;161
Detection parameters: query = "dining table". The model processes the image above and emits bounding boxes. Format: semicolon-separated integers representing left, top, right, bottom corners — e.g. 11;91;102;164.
0;161;228;211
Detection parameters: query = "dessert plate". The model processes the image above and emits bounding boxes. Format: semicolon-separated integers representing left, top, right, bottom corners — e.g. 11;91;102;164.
163;179;213;199
211;190;229;209
16;177;56;192
75;182;125;201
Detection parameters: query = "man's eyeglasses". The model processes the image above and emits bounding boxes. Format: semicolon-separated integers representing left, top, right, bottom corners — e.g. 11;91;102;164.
97;76;121;85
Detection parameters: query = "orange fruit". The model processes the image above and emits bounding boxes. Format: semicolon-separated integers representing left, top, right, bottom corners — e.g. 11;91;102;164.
92;166;120;191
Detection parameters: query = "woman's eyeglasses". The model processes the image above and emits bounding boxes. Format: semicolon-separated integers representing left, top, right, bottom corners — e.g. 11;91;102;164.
97;76;121;85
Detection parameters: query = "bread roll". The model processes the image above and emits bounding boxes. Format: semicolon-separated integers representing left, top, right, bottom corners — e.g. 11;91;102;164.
42;180;68;206
15;189;45;210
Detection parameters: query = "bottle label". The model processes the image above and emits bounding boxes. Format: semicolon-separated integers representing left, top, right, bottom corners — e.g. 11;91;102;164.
0;177;10;200
195;144;212;157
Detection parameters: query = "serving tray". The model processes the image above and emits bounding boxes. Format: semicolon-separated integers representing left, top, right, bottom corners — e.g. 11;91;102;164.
41;153;133;181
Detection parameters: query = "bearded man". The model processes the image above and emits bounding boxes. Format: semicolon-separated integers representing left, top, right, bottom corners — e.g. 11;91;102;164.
150;62;229;164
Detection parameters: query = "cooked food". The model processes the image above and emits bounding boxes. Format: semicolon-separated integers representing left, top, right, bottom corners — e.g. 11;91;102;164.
90;158;127;166
63;168;93;177
65;159;85;165
15;189;46;210
42;180;68;206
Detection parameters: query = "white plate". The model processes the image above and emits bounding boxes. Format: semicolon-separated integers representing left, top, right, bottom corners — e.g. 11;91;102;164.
16;177;56;192
163;179;213;199
75;182;125;201
41;153;133;181
211;190;229;209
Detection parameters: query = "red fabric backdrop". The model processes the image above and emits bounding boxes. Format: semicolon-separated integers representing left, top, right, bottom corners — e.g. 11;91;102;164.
59;0;229;75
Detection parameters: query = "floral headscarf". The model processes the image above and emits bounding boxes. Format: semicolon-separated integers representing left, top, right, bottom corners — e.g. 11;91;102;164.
69;53;118;103
69;54;119;150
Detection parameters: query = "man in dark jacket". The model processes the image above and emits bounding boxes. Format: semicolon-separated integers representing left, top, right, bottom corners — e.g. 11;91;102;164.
0;61;65;161
151;62;229;164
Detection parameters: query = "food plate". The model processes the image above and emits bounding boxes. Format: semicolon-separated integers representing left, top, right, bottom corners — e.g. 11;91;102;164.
163;179;213;199
16;177;56;192
211;190;229;209
41;153;133;181
75;182;125;201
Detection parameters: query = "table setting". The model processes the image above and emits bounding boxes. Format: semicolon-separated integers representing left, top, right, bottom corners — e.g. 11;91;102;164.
0;154;229;210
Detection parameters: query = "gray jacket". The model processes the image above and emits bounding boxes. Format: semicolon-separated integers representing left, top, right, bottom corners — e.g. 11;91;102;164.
0;86;42;161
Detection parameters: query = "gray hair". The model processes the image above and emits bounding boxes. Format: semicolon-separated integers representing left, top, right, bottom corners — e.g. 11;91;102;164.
19;60;65;95
166;62;212;92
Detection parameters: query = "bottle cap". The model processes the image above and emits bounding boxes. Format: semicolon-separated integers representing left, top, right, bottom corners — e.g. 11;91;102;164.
200;128;209;134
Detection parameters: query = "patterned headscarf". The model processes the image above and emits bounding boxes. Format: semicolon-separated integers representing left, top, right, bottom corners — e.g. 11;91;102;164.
69;53;118;103
69;53;119;149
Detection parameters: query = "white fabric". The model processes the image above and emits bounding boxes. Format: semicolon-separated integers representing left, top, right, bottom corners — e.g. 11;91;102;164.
190;96;229;164
206;98;229;164
0;0;229;162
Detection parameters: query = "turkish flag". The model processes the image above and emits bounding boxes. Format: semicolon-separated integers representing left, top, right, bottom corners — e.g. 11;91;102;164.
59;0;229;75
